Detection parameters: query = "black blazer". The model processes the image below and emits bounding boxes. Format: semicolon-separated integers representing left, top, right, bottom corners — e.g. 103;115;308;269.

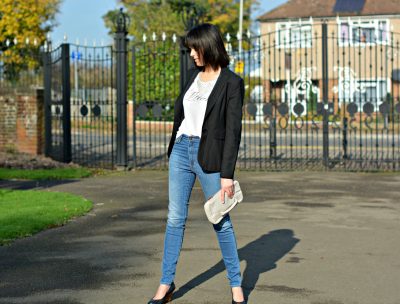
167;66;245;179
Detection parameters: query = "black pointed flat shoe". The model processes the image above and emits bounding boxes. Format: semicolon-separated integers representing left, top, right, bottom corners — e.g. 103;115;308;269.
232;292;246;304
147;282;175;304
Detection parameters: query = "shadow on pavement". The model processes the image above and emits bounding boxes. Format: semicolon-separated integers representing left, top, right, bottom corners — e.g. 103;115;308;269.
173;229;299;301
0;179;80;191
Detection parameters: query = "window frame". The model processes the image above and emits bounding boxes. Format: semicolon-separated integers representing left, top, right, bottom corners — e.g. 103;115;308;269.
338;77;391;112
337;18;390;47
276;21;313;49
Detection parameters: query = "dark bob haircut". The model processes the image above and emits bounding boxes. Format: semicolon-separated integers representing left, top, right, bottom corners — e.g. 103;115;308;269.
184;23;230;70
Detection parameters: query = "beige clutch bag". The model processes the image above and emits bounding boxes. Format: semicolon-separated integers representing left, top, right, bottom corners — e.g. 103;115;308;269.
204;180;243;224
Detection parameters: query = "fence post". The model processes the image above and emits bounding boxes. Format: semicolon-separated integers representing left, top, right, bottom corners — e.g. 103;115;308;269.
269;116;277;160
322;22;329;168
61;43;72;163
179;37;192;93
115;9;129;169
342;117;348;159
131;45;137;168
43;48;52;158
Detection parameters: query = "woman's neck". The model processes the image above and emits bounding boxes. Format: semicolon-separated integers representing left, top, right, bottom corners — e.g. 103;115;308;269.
199;65;221;82
203;65;221;74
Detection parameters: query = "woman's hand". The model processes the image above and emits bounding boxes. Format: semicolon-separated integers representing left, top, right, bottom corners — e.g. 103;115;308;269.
220;178;234;203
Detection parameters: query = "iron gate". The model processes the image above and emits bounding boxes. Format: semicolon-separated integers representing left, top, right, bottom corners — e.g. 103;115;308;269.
43;43;116;168
130;22;400;171
43;44;70;163
44;17;400;171
236;22;400;171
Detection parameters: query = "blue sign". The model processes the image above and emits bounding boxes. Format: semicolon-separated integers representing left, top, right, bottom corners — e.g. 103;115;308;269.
71;51;82;60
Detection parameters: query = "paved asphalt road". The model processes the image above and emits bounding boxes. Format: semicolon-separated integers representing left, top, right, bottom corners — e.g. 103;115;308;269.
1;170;399;304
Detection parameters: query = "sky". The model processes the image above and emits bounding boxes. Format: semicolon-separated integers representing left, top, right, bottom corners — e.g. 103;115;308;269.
51;0;288;46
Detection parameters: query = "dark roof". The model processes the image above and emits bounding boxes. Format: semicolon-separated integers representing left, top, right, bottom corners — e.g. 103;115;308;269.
333;0;365;13
258;0;400;21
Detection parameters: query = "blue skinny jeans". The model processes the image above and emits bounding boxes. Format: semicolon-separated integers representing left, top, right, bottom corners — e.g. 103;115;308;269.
160;134;242;287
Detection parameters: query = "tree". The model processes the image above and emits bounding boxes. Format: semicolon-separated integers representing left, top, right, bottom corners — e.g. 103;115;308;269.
0;0;61;81
103;0;259;42
103;0;182;43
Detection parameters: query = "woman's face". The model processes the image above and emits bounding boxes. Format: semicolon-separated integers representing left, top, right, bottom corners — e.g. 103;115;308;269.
190;48;204;66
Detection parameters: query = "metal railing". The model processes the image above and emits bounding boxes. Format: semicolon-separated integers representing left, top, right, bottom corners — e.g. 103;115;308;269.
30;17;400;171
0;39;44;94
131;22;400;171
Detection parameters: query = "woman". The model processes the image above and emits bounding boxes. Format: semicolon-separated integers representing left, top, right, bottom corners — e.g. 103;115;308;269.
148;23;245;304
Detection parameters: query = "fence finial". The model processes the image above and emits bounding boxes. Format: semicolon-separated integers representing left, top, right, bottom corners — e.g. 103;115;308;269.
115;7;130;34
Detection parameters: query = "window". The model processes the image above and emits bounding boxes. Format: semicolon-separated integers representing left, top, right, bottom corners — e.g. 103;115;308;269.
276;22;313;49
353;79;388;106
338;19;389;46
339;78;389;112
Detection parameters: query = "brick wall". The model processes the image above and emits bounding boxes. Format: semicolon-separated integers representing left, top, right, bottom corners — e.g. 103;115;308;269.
0;89;44;155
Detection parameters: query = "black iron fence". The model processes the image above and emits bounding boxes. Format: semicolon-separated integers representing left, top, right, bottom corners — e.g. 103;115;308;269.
239;21;400;171
130;21;400;171
7;14;398;171
129;33;180;168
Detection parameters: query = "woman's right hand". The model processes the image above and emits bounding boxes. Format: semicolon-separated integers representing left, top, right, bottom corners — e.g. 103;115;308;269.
220;178;234;203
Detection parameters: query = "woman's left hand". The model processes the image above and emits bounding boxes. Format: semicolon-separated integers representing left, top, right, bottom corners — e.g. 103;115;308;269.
220;178;234;203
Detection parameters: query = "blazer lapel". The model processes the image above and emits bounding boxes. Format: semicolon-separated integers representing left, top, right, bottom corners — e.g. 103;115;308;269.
203;67;228;120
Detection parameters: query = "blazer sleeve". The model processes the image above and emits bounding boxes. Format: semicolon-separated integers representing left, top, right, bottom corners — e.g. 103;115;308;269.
220;77;244;179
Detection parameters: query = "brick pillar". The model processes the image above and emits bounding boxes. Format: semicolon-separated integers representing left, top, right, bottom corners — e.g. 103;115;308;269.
0;89;44;155
0;95;18;152
15;89;45;155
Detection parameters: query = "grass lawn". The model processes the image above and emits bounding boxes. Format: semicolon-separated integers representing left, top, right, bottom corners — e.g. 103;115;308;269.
0;188;93;246
0;167;95;180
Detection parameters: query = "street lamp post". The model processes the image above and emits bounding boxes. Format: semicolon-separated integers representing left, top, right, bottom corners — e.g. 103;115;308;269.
239;0;244;55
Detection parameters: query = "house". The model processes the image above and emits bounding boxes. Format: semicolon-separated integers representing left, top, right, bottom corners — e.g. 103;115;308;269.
256;0;400;116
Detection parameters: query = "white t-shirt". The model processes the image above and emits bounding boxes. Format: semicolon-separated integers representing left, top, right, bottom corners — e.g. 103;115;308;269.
176;73;218;138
